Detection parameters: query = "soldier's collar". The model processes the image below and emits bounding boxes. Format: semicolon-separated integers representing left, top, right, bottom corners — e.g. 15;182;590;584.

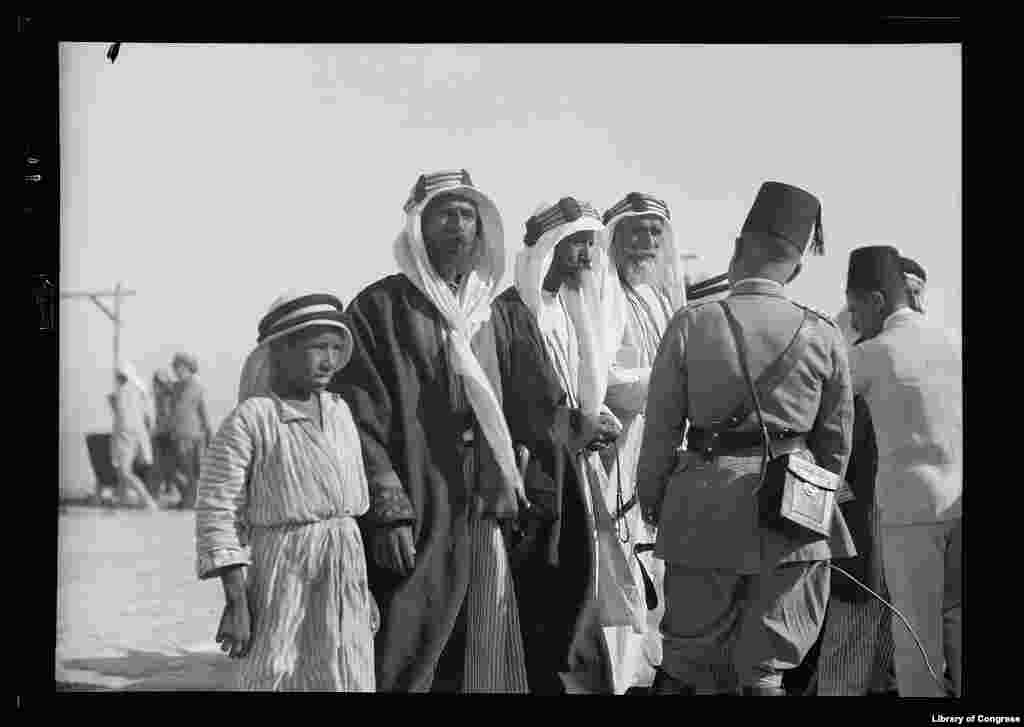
729;278;786;298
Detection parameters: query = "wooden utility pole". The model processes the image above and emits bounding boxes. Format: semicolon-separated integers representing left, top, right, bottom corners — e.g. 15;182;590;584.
60;282;137;386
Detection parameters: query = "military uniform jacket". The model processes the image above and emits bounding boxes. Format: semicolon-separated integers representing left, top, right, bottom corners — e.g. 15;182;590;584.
636;278;856;573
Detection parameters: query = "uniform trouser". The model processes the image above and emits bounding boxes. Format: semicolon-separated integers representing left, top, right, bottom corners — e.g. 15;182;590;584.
661;561;830;691
880;519;961;698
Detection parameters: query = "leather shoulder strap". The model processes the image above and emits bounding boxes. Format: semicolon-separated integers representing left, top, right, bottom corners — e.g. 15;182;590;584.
711;301;812;433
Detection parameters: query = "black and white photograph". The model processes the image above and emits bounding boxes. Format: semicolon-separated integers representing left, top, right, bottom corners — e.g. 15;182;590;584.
45;34;963;699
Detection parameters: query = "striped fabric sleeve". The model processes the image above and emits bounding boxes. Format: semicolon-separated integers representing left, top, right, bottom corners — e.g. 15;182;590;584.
195;406;254;580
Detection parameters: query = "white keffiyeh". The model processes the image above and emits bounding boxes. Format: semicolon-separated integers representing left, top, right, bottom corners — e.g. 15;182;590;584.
514;202;611;416
394;179;525;506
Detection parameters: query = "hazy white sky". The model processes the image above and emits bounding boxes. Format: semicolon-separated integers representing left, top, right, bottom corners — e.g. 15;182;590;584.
59;43;961;493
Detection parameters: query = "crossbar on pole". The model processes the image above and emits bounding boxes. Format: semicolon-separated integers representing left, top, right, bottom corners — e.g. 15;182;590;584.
59;283;136;387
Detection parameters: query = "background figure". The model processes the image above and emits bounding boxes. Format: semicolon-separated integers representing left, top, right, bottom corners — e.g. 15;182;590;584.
108;361;159;510
148;367;178;499
170;352;213;509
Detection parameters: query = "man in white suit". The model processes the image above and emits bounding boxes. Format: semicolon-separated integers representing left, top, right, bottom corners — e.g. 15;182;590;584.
845;245;962;698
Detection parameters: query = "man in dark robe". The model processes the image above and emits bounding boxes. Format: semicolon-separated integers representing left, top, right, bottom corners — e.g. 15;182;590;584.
330;169;530;692
490;197;625;694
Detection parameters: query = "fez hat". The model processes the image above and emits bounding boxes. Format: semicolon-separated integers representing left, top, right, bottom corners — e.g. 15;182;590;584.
900;255;927;286
741;181;824;256
846;245;906;293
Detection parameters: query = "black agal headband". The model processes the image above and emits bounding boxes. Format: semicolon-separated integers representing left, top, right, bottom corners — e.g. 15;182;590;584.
524;197;602;247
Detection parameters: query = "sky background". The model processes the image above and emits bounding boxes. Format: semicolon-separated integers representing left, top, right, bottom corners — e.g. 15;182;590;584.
58;43;961;495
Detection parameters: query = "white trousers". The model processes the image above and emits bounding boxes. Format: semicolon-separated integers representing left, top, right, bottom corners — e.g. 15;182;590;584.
881;519;962;697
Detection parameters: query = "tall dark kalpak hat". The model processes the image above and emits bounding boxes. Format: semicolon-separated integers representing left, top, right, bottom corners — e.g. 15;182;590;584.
741;181;825;256
846;245;906;294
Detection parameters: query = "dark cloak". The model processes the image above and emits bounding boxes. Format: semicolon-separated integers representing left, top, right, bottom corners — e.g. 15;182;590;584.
831;393;885;601
490;286;600;695
329;274;476;692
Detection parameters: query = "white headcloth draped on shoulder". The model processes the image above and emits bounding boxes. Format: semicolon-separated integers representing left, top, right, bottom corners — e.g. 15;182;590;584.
598;192;686;365
237;291;353;402
392;169;524;505
514;197;611;415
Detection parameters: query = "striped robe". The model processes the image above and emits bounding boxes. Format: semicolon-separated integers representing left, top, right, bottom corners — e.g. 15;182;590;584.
195;392;376;691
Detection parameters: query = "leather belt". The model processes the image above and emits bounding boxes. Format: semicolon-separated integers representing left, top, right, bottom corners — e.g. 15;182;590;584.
686;428;807;458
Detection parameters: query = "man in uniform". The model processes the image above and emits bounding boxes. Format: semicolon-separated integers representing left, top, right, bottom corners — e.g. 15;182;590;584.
685;271;731;305
636;181;856;696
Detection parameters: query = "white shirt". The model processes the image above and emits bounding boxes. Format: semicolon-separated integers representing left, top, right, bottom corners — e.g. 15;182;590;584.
849;307;962;524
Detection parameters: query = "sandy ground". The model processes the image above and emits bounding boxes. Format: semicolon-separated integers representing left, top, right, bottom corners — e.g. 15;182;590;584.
56;505;239;691
54;503;663;694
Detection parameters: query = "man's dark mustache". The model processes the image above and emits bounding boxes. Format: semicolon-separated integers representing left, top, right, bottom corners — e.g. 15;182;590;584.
435;234;475;246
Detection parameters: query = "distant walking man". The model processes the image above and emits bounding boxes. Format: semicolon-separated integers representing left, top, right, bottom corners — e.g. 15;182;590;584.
108;361;159;510
170;352;212;509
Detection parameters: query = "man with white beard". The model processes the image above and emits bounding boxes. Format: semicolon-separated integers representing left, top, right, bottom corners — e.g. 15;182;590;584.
596;193;687;693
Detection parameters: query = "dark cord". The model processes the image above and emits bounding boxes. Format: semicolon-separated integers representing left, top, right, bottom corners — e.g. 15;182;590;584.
828;563;951;696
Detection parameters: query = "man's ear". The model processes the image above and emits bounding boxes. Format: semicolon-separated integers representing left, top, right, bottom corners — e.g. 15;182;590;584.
870;290;887;311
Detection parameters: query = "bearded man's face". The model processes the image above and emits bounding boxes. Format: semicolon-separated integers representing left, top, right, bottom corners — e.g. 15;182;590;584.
612;214;665;287
421;193;480;278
